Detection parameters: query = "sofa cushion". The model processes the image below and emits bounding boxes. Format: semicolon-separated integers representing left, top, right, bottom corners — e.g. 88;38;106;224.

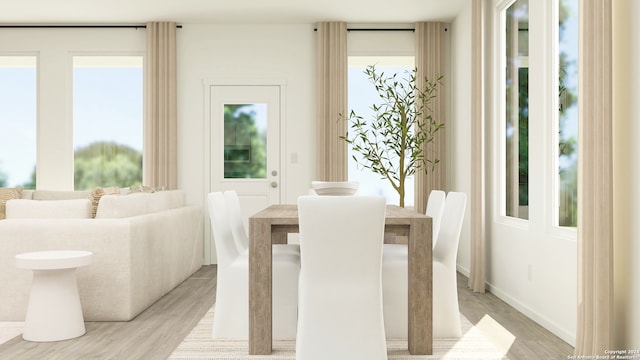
89;187;121;218
5;199;92;219
33;190;91;200
95;190;185;219
96;193;149;218
148;190;185;213
0;188;23;220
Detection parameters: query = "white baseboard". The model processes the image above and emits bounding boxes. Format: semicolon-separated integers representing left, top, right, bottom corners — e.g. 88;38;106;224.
455;263;575;347
484;282;576;347
456;264;470;277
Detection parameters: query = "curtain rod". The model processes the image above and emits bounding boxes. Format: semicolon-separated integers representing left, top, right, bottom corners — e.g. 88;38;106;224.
314;28;415;32
0;25;182;29
347;28;414;32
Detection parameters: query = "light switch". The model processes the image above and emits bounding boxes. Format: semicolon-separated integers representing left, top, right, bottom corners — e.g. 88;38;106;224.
290;152;298;164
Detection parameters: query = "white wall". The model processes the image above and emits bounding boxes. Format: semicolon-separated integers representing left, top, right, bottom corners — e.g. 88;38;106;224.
450;2;473;274
176;24;316;264
613;0;640;348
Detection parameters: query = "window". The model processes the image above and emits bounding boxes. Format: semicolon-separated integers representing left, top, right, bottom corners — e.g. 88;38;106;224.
496;0;578;231
557;0;578;227
72;56;143;190
347;56;415;206
502;0;529;220
0;56;37;189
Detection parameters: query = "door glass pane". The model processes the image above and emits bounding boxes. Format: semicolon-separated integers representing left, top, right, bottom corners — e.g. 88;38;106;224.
504;0;529;220
558;0;578;227
0;56;37;189
223;104;267;179
73;56;143;190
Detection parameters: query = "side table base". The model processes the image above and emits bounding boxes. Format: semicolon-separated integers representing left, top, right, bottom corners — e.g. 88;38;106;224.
23;268;86;342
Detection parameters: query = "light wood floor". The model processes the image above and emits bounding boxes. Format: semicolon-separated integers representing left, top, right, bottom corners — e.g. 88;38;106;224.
457;272;574;359
0;265;573;359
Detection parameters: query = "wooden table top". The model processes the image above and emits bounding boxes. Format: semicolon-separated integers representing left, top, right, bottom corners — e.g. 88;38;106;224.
250;204;429;225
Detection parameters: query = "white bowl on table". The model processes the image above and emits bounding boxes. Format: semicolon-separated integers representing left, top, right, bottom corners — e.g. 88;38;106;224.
311;181;359;196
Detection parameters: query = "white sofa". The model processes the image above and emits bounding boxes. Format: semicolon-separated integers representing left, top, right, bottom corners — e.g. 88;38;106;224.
0;189;203;321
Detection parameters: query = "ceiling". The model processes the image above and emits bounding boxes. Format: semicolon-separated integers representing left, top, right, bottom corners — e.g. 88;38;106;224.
0;0;467;25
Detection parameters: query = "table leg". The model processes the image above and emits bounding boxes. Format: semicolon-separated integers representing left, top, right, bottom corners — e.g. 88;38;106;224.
408;217;432;355
249;219;273;355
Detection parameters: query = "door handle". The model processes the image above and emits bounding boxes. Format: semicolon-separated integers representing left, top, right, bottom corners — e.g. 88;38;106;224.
271;181;278;188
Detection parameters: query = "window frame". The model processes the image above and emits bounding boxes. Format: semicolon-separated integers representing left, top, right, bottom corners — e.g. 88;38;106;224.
0;28;146;190
346;29;417;206
493;0;577;240
495;0;530;228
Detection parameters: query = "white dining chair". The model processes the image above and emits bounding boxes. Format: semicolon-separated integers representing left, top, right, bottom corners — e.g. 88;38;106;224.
426;190;446;247
296;195;388;360
383;189;446;257
223;190;300;256
208;192;300;339
382;191;467;338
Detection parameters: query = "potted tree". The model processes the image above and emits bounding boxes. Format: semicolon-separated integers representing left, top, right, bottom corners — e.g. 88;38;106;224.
341;65;443;208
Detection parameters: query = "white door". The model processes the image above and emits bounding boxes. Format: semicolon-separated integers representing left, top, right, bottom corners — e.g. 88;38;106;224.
210;85;282;230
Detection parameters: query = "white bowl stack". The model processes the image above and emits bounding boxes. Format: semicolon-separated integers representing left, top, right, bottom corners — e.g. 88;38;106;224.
310;181;359;196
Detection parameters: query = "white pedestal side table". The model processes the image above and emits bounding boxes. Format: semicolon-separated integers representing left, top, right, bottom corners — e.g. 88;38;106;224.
15;250;93;342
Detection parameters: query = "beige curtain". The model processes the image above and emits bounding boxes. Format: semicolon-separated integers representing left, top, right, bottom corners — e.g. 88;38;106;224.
575;0;613;354
144;22;178;189
414;22;447;214
315;22;348;181
468;0;486;293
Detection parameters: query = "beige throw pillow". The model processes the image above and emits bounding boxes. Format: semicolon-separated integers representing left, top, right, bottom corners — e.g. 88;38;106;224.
6;199;92;219
0;188;23;220
129;185;163;194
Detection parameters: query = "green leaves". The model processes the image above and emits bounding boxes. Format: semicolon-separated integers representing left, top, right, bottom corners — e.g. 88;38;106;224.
74;141;143;190
340;65;444;207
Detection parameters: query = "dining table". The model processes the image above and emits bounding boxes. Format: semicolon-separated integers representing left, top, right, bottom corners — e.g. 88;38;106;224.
248;203;432;355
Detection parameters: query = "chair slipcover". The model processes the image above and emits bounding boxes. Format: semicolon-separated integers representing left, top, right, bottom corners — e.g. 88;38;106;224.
383;189;446;257
223;190;300;256
296;195;388;360
208;192;299;339
426;190;446;247
382;191;467;338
